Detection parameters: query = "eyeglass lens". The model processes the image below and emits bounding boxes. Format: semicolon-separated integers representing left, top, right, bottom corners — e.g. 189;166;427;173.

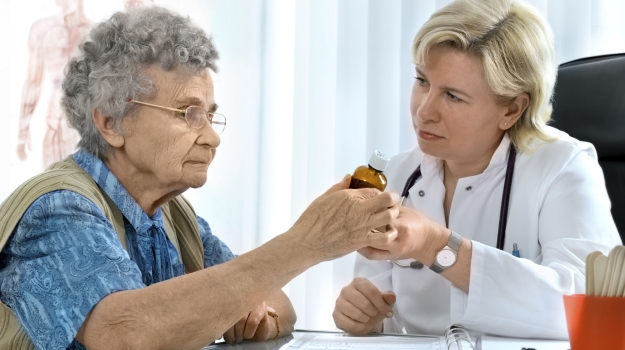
186;106;226;134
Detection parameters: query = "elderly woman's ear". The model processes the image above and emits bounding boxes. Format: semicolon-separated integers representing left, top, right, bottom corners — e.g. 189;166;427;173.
92;109;125;148
500;92;530;131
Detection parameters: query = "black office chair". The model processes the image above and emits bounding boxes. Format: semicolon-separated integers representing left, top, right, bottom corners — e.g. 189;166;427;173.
550;53;625;242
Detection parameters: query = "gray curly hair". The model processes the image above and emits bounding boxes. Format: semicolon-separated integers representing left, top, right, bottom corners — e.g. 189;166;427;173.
61;6;219;160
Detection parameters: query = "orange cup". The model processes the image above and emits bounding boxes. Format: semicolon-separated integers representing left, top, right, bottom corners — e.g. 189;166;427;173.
563;294;625;349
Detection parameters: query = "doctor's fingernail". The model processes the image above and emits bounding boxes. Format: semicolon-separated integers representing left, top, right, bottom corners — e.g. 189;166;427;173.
386;312;393;318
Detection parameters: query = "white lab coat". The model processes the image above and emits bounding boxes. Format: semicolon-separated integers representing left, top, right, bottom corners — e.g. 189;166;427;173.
354;127;621;339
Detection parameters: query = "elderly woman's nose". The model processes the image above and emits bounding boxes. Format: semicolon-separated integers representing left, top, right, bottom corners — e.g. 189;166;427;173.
199;122;221;147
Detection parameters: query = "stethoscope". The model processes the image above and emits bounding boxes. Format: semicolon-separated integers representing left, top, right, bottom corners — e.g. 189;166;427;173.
393;145;517;269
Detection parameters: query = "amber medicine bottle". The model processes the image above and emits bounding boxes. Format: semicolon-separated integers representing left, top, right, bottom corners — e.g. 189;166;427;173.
350;150;390;191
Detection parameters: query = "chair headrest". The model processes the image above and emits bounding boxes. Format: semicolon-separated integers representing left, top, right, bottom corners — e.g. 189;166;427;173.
550;54;625;158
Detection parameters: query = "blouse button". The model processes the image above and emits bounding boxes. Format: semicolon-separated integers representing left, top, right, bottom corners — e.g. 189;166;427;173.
466;186;473;191
418;190;425;197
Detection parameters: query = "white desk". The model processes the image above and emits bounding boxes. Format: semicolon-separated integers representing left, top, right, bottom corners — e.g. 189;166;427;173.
480;335;570;350
204;330;569;350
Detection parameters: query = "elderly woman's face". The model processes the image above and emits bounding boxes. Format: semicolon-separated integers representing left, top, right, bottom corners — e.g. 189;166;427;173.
410;46;508;163
121;65;220;191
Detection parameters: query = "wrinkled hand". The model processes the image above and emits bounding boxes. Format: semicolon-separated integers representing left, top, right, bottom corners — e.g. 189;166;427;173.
358;206;446;263
333;277;395;335
223;301;277;344
292;175;400;262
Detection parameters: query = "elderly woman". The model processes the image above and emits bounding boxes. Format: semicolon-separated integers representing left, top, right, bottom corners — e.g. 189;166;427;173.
0;7;399;350
333;0;621;340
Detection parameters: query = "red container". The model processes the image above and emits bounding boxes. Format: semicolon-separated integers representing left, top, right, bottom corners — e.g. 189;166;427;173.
563;294;625;349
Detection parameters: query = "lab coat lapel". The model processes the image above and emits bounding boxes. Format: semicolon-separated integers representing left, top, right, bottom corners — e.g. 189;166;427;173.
407;153;447;227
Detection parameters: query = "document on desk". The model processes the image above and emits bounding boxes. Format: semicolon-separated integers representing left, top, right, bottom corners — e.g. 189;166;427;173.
206;331;475;350
284;333;451;350
480;335;570;350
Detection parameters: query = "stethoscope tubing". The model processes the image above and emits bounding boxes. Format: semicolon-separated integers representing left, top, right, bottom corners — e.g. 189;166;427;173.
392;145;517;269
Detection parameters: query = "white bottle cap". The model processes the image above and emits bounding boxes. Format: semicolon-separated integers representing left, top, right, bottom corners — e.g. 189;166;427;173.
368;150;390;172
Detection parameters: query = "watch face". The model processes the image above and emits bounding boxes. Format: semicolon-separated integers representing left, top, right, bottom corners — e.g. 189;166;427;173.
436;249;456;267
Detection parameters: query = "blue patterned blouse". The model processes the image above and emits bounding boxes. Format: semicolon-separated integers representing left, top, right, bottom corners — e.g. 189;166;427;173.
0;151;236;350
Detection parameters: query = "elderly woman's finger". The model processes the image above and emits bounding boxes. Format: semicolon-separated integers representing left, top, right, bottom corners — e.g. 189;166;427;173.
366;206;400;231
321;175;352;196
243;315;262;340
223;327;235;344
243;302;266;339
361;191;400;213
234;316;247;343
366;225;398;248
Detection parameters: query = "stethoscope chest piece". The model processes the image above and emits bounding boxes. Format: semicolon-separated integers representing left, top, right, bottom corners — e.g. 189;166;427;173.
392;259;424;269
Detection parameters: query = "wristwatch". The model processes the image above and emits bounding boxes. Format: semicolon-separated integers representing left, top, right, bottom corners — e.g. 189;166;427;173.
430;231;462;273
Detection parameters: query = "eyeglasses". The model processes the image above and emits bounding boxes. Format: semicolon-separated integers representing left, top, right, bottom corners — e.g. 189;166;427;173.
127;99;226;134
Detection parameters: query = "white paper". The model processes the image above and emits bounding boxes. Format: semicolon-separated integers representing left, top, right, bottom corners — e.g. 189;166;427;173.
480;335;570;350
282;333;446;350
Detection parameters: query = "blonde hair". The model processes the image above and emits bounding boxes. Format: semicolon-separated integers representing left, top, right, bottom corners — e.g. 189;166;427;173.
413;0;557;151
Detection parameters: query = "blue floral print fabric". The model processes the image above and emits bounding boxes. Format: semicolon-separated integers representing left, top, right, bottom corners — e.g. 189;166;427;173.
0;151;235;349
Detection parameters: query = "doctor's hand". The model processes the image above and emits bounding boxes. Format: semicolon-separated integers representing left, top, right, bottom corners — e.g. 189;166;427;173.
222;301;277;344
333;277;396;335
358;206;449;265
289;175;400;262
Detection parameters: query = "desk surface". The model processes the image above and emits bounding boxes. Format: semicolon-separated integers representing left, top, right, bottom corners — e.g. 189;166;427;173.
206;330;447;350
480;335;570;350
205;330;570;350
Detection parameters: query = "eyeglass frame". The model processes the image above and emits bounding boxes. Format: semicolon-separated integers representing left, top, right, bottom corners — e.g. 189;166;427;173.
127;99;226;134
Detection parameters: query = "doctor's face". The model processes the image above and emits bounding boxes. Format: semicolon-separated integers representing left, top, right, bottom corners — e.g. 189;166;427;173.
410;46;509;163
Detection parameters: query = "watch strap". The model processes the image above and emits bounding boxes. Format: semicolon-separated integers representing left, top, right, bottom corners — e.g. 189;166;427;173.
430;262;445;274
447;230;462;251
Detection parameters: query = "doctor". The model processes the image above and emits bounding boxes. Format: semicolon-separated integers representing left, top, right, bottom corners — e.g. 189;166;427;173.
333;0;621;339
